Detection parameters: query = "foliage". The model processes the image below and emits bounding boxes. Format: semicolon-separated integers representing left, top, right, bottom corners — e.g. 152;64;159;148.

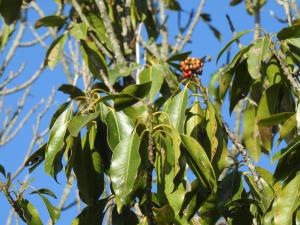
0;0;300;225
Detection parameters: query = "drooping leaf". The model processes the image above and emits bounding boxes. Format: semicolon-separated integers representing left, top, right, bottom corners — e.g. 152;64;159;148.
108;63;139;84
105;109;134;150
180;135;217;193
0;0;22;25
247;37;265;79
216;29;252;63
44;105;72;179
277;24;300;40
279;114;296;143
17;198;43;225
35;15;66;29
29;188;57;199
114;82;152;111
167;51;191;62
230;0;243;6
58;84;85;100
110;129;142;212
73;135;104;205
273;173;300;225
164;85;188;133
45;34;67;70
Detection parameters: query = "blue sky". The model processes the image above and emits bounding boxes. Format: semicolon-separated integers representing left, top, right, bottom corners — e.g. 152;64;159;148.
0;0;290;224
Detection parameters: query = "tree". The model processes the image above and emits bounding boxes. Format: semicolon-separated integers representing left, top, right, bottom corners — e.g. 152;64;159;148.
0;0;300;224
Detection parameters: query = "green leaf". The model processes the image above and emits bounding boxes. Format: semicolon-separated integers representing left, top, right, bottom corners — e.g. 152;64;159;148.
216;29;252;63
258;112;294;126
18;198;43;225
206;102;219;159
73;136;104;205
70;22;88;40
71;199;108;225
45;34;67;70
105;109;134;150
39;195;61;224
68;103;104;137
208;24;222;42
35;15;66;29
80;40;107;80
0;164;5;177
274;173;300;225
25;144;46;173
58;84;85;99
219;70;233;100
165;0;182;11
279;114;296;143
110;129;142;212
0;24;14;51
247;38;265;79
111;206;139;225
29;188;57;199
139;65;164;102
180;135;217;193
44;105;72;179
108;63;139;84
230;60;253;113
114;82;152;111
230;0;243;6
167;51;191;62
278;24;300;40
0;0;22;25
164;85;188;133
273;135;300;161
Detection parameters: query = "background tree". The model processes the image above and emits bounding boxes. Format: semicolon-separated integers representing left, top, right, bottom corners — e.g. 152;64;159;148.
0;0;300;224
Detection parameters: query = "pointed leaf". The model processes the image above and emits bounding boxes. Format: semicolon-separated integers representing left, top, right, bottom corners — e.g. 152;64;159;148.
110;129;142;211
45;34;67;70
35;15;66;29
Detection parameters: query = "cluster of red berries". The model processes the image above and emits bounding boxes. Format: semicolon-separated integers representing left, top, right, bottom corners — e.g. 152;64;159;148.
180;57;204;78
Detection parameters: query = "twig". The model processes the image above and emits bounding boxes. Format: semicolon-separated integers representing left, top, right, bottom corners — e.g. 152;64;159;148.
171;0;206;54
283;0;293;26
158;0;169;59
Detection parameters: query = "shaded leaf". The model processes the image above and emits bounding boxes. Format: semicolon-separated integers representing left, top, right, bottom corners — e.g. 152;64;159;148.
45;34;67;70
35;15;66;29
0;0;22;25
278;24;300;40
58;84;85;99
258;112;294;126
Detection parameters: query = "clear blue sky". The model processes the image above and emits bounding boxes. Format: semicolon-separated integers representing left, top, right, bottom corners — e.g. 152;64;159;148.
0;0;289;224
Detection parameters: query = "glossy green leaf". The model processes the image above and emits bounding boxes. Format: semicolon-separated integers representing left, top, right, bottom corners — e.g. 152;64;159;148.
18;198;43;225
114;82;152;111
68;105;101;137
139;65;164;102
278;24;300;40
164;85;188;133
39;195;60;224
258;112;294;126
35;15;66;29
105;109;134;150
274;173;300;225
206;102;219;159
226;45;251;72
45;34;67;70
180;135;217;193
216;29;252;63
44;105;72;179
0;0;22;25
58;84;85;100
110;129;141;212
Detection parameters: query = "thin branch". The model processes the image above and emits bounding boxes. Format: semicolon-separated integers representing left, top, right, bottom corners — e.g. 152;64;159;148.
158;0;169;59
171;0;206;54
283;0;293;26
196;78;264;191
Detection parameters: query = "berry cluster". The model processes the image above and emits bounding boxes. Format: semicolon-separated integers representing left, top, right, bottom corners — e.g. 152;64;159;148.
180;57;204;78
